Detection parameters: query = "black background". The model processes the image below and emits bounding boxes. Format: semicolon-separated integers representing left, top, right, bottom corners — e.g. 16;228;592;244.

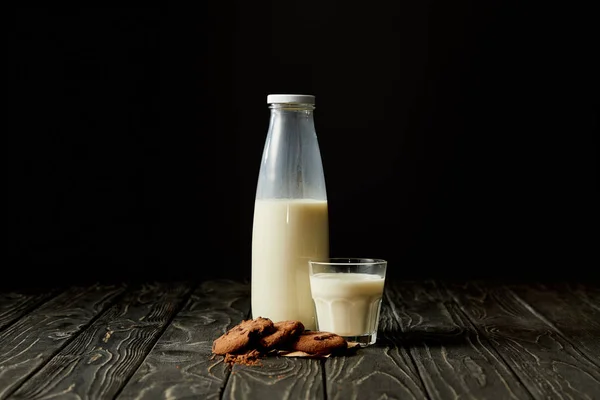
7;5;597;289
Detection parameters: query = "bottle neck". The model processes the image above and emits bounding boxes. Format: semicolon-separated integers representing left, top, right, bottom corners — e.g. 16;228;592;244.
258;102;325;200
268;104;316;135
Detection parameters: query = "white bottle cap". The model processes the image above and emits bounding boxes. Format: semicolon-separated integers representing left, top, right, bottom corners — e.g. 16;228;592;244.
267;94;315;105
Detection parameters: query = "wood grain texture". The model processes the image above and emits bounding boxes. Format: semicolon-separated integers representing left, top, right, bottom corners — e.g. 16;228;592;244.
386;280;530;400
323;296;429;400
326;344;426;400
2;279;598;400
0;289;60;332
117;280;250;400
508;283;600;367
444;281;600;400
9;282;192;400
558;283;600;312
224;357;324;400
0;283;125;399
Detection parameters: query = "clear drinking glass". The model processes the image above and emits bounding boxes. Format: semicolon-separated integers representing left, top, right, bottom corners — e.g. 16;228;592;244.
308;258;387;346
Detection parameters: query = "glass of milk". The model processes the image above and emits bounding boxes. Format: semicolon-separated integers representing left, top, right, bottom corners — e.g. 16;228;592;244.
308;258;387;346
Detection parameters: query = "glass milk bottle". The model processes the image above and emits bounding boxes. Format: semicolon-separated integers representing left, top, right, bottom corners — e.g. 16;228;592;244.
251;94;329;330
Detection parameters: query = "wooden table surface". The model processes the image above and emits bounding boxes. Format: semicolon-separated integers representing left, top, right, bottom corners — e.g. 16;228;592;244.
0;279;598;399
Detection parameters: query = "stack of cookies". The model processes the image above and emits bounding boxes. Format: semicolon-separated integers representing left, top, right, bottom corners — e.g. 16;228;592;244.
212;317;348;366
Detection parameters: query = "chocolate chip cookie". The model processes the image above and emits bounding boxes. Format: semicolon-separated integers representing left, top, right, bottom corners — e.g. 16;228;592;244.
289;331;348;355
259;320;305;350
212;317;274;355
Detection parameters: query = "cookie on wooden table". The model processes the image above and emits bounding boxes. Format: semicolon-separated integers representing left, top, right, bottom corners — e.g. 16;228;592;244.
289;331;348;355
212;317;274;355
259;320;305;350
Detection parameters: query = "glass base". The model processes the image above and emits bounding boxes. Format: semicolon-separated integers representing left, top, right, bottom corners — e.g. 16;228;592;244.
342;332;377;347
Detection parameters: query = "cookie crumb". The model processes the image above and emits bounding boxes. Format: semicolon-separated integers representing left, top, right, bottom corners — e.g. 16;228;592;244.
224;349;263;366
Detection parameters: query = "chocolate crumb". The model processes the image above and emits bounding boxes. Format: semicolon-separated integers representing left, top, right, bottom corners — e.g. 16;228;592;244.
224;349;263;366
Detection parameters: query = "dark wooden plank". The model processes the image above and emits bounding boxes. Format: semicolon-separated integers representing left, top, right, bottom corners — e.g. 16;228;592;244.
326;344;426;400
225;357;324;400
560;282;600;312
0;289;61;332
444;281;600;400
323;293;429;400
0;283;125;400
117;280;250;400
385;280;530;400
9;282;193;400
508;282;600;367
